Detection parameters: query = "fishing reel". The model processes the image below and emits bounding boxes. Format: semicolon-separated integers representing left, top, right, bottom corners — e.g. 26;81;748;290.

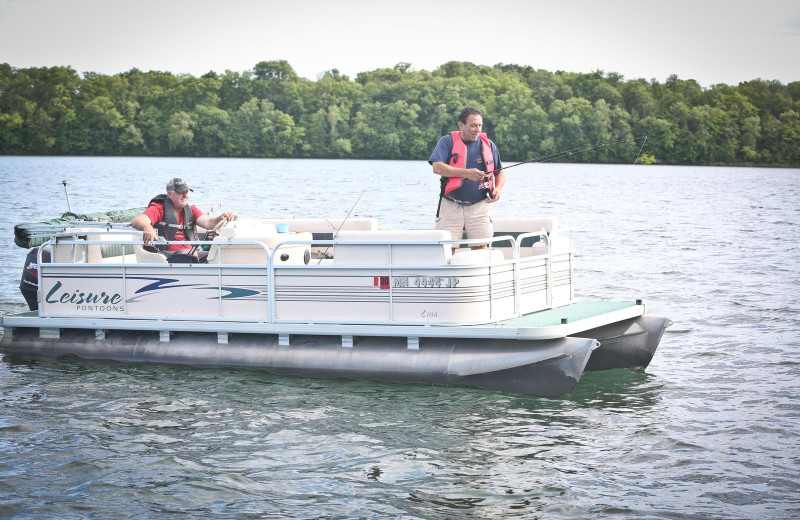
204;217;228;242
478;172;496;196
143;236;168;254
197;217;228;253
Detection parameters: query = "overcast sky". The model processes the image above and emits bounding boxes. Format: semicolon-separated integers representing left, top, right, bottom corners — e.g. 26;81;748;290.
1;0;798;87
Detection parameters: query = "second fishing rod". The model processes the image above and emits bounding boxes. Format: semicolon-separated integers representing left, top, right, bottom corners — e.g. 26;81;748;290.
488;136;649;175
476;135;648;195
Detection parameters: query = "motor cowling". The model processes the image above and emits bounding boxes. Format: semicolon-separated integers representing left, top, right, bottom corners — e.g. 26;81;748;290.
19;247;49;311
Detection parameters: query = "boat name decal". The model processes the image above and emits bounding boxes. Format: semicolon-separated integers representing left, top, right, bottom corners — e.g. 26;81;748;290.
45;280;125;311
393;276;460;288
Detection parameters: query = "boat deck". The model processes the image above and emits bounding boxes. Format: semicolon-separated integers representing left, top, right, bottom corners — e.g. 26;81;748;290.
1;300;644;342
498;300;643;338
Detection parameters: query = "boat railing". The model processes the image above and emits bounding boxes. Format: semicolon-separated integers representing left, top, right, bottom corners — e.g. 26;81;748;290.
514;231;552;312
34;230;569;325
40;229;142;264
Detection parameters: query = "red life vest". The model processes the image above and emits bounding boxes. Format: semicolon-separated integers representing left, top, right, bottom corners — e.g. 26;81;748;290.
443;131;495;199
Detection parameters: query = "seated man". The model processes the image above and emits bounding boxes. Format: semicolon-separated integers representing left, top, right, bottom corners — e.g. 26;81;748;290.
130;177;237;263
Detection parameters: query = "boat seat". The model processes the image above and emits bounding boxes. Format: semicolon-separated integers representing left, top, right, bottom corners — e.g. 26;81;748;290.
52;241;86;263
207;220;312;265
334;230;453;265
449;248;506;265
493;217;558;245
49;228;138;264
255;218;378;258
256;217;378;236
50;227;95;263
492;217;571;256
207;221;276;264
494;217;557;232
133;244;168;264
86;233;136;263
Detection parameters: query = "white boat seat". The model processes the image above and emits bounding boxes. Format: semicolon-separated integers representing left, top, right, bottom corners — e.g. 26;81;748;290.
133;244;168;264
494;217;558;234
334;230;453;265
252;218;378;258
493;217;558;246
449;248;505;265
49;228;138;264
207;220;312;265
207;221;276;264
50;227;95;263
256;217;378;235
492;217;570;256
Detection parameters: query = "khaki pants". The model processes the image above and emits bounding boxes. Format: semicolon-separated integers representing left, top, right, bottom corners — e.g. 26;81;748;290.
435;198;493;246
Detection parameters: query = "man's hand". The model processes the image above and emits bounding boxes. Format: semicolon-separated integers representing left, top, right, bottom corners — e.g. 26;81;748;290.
141;225;157;245
130;214;157;245
462;168;486;181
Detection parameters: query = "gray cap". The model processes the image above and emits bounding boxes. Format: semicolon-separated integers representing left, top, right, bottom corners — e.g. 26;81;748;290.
166;177;193;194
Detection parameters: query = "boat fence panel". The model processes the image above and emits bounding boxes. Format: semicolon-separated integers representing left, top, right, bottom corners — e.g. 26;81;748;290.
518;256;550;314
38;238;273;321
218;267;270;319
551;251;574;307
271;264;518;325
273;267;393;322
40;265;130;317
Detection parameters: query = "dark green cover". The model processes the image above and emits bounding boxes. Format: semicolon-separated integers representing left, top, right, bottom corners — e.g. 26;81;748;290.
14;208;145;248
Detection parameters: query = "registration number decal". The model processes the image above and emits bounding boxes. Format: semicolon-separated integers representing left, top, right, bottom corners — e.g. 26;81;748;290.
392;276;460;288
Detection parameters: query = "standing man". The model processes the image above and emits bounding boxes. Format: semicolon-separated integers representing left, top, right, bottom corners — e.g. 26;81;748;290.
130;177;237;262
429;106;505;249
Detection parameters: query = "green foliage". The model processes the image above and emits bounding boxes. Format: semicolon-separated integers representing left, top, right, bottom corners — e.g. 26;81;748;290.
0;62;798;166
635;153;657;165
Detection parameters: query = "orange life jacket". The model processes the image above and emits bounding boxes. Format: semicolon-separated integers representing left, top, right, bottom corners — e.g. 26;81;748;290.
442;131;495;200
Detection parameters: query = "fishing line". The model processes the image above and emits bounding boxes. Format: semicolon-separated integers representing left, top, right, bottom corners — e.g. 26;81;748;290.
633;136;648;164
489;136;648;173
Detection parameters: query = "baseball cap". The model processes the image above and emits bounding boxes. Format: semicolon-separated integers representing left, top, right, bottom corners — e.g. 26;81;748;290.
166;178;193;194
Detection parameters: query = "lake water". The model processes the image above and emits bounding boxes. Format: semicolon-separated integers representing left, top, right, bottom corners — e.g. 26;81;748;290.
0;156;798;519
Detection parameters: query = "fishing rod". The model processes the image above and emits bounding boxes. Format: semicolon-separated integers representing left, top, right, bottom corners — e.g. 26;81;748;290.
316;189;367;264
488;135;648;174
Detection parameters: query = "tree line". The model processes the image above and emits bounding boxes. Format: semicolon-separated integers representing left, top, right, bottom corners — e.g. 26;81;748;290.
1;60;798;166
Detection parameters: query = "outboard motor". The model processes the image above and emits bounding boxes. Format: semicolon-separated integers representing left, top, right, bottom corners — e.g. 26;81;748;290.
19;247;50;311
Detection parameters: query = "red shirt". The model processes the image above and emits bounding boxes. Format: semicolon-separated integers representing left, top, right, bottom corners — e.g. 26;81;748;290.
143;202;204;251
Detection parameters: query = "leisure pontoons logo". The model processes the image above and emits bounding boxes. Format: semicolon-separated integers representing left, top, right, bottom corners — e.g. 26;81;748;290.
45;281;125;312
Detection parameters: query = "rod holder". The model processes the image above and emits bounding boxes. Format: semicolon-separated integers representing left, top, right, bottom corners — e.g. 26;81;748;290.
62;180;73;213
